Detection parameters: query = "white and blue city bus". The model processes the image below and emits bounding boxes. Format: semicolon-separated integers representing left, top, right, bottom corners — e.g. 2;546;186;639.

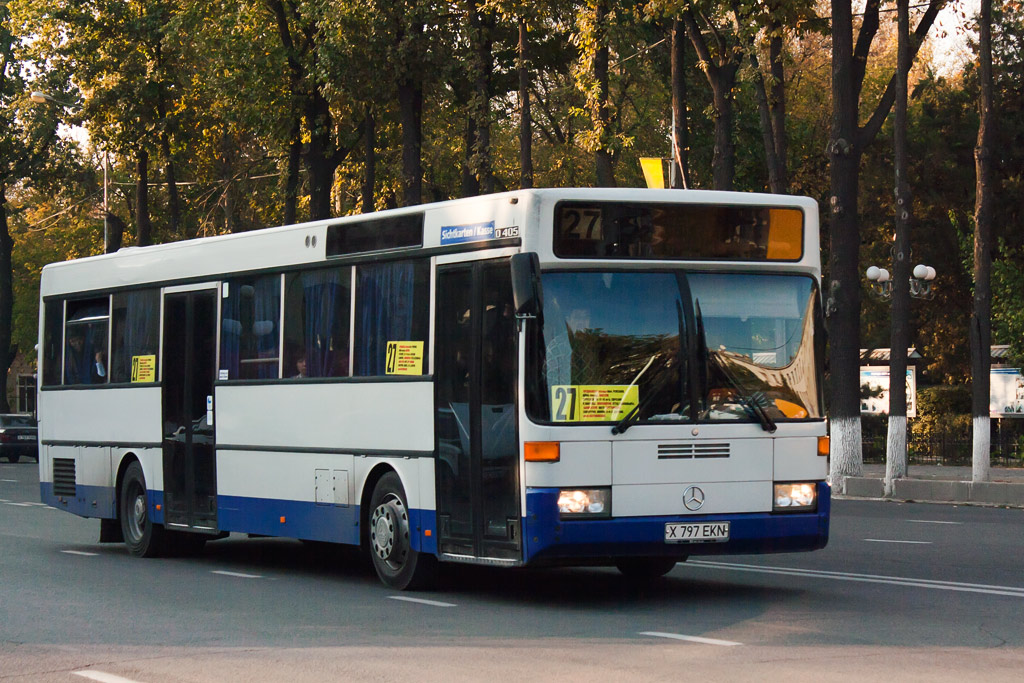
38;188;829;590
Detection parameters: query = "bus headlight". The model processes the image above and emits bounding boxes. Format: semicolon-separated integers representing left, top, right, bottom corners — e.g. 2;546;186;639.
773;482;817;511
558;488;611;518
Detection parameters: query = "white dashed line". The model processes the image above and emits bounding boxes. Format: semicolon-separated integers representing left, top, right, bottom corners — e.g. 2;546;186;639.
639;631;742;646
73;670;145;683
61;550;99;557
0;478;17;482
907;519;962;525
863;539;933;545
211;570;262;579
688;560;1024;598
388;595;457;607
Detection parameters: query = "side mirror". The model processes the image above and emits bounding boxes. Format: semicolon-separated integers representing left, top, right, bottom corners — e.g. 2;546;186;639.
510;252;543;319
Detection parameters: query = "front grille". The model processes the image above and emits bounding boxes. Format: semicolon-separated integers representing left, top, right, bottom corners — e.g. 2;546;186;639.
52;458;76;496
657;442;730;459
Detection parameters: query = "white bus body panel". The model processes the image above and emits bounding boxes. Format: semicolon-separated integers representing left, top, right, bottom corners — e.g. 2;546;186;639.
39;388;162;445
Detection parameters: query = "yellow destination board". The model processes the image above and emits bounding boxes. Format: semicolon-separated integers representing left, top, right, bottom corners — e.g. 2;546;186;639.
385;341;424;375
551;385;639;422
131;355;157;383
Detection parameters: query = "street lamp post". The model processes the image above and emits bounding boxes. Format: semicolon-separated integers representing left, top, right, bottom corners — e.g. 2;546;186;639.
28;91;108;253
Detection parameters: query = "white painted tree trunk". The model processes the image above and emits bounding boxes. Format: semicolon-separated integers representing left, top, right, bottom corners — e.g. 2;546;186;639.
829;416;863;494
973;416;991;482
885;415;908;496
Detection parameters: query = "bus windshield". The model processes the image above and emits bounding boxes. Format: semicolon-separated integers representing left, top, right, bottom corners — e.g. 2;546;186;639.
527;271;822;425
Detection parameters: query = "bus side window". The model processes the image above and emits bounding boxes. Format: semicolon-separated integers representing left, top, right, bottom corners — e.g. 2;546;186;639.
64;297;110;386
220;274;281;380
353;260;429;376
110;289;160;383
41;300;63;387
283;267;351;378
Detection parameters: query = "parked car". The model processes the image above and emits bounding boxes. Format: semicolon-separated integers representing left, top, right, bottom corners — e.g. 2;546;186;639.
0;414;38;463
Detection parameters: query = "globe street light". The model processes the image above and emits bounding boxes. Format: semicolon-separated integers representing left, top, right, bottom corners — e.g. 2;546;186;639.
28;91;108;252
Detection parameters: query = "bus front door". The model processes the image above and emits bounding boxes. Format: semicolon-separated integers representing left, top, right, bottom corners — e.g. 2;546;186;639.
435;259;521;561
161;288;218;531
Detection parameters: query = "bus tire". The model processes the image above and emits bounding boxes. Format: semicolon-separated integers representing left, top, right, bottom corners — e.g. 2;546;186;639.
119;461;166;558
368;472;437;591
614;557;682;580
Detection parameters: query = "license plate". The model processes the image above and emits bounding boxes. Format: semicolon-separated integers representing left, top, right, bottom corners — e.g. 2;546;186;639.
17;435;34;441
665;522;730;543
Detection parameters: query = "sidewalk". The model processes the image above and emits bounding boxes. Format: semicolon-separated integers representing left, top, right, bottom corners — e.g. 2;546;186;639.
839;463;1024;507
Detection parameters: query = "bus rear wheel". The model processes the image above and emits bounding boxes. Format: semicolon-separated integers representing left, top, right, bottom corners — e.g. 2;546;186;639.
119;461;166;558
368;472;437;590
615;557;682;580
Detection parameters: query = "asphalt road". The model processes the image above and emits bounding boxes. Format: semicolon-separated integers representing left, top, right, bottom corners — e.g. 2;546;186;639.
2;460;1023;682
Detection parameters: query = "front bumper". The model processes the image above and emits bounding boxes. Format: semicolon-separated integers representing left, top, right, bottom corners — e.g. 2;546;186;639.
523;481;830;565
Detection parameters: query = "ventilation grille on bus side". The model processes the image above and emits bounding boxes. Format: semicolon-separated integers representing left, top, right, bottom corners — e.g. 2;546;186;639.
52;458;76;496
657;443;730;459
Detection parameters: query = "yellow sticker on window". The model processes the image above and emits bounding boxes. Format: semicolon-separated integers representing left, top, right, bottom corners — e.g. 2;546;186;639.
551;385;639;422
131;355;157;383
385;341;424;375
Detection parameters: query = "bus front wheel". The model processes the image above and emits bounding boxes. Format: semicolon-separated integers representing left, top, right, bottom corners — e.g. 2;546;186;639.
368;472;437;590
119;461;166;558
615;557;682;580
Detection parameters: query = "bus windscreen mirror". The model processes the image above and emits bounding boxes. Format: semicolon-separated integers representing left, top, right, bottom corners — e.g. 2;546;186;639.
510;252;542;318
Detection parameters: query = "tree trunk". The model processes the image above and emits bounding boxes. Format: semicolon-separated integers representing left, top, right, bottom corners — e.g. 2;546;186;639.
885;0;913;495
593;0;615;187
972;0;994;483
827;0;863;489
462;117;480;197
136;150;152;247
0;191;13;412
158;125;180;235
518;17;533;189
305;92;336;221
682;10;736;191
398;79;423;206
464;0;493;195
283;117;301;225
106;212;125;252
670;19;691;189
362;106;376;214
768;30;788;191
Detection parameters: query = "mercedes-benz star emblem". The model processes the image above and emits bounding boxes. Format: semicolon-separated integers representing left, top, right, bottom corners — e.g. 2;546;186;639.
683;486;705;511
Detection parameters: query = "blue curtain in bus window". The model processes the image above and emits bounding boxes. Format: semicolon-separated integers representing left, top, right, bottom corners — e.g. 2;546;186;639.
116;290;159;383
252;276;281;379
302;269;347;377
220;287;241;380
220;275;281;380
355;262;415;376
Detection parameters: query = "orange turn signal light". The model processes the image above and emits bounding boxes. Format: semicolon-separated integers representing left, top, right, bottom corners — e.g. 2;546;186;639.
524;441;560;462
817;436;830;456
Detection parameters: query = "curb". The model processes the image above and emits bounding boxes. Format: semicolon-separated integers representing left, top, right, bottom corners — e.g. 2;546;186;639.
841;477;1024;508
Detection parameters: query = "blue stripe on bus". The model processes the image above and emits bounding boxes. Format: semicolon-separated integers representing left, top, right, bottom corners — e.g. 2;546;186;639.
38;483;439;555
522;481;830;564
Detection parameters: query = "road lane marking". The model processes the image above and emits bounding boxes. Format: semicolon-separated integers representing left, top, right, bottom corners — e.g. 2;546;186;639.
688;560;1024;597
4;502;36;507
388;596;457;607
73;670;145;683
863;539;933;544
907;519;962;525
1;478;17;482
61;550;99;557
639;631;742;646
211;570;262;579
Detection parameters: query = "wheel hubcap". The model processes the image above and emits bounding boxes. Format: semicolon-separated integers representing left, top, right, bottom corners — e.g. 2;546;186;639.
127;487;146;540
370;494;409;569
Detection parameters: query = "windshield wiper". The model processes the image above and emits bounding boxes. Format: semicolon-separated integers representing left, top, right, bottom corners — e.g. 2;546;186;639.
706;350;777;433
611;357;675;435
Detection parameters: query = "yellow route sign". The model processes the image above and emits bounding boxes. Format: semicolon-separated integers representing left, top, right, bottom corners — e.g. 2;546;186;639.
551;385;639;422
131;355;157;383
385;341;424;375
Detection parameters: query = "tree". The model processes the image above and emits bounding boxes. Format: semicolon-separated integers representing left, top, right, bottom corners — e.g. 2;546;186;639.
971;0;994;482
0;1;73;409
826;0;944;490
884;0;914;495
